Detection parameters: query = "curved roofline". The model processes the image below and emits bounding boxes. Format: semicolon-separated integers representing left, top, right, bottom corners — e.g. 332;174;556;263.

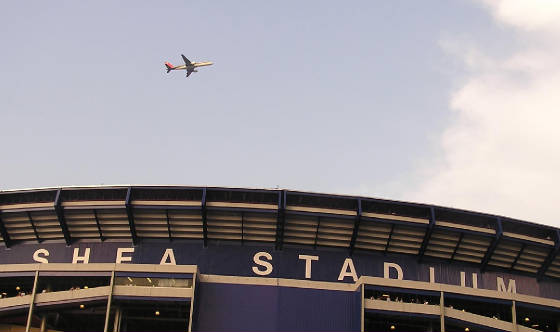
1;185;559;281
0;184;553;230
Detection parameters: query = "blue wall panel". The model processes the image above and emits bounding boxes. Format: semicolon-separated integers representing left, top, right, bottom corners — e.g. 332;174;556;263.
193;283;360;332
277;286;361;331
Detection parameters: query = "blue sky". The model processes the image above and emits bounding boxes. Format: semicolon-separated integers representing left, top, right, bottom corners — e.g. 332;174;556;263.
2;1;559;226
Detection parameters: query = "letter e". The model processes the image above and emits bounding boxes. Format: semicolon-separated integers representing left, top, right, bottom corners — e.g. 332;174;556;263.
116;248;134;264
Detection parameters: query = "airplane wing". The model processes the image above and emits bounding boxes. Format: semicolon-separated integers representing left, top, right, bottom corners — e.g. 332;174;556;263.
186;68;193;77
181;54;192;66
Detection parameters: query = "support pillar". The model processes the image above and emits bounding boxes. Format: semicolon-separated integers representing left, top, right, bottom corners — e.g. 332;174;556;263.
104;270;116;332
440;291;445;332
187;270;197;332
113;306;122;332
25;270;39;332
361;283;365;332
427;321;434;332
512;300;518;332
40;315;47;332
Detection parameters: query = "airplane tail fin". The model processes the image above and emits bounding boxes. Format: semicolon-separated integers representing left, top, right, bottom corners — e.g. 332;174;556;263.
165;62;174;73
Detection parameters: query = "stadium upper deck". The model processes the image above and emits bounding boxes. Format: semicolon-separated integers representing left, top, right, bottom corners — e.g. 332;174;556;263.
0;185;558;281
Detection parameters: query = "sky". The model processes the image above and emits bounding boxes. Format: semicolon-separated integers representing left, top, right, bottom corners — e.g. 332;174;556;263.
1;1;559;227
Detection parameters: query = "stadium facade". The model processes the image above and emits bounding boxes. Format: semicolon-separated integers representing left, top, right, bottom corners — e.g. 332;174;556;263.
0;186;559;332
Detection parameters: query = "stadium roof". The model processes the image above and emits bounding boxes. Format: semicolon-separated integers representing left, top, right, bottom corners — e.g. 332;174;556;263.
1;185;559;281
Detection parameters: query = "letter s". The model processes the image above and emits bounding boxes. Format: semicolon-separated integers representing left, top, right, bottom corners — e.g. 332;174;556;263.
33;249;49;263
252;251;273;276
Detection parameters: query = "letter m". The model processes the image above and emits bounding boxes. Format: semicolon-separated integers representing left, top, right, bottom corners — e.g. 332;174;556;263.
496;277;516;293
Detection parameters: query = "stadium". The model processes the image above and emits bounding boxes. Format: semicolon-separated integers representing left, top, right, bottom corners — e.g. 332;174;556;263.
0;185;559;332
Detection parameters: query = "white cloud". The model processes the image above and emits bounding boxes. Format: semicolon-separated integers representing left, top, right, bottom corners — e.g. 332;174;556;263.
411;1;560;226
477;0;560;32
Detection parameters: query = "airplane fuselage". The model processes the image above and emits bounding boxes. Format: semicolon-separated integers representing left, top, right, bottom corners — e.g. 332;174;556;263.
165;55;212;77
170;62;213;71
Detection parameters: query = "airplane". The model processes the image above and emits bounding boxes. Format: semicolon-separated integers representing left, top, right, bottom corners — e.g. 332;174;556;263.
165;54;213;78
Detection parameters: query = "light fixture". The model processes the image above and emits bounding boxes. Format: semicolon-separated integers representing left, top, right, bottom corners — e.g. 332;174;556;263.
84;286;88;289
390;325;395;330
79;304;85;309
155;310;160;316
465;328;470;332
127;277;133;282
532;324;539;328
15;286;20;291
147;277;152;283
524;317;530;322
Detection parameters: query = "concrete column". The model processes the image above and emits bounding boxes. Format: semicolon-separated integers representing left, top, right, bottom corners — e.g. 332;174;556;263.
427;321;434;332
39;315;47;332
512;300;518;332
187;270;197;332
361;284;365;332
25;269;40;332
113;307;122;332
440;291;445;332
103;269;116;332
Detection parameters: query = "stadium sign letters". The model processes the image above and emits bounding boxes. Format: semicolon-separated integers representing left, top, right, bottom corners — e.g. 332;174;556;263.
29;247;517;294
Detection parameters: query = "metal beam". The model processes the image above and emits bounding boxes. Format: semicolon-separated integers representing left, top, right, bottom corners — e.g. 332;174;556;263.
537;229;560;281
93;209;103;241
202;188;208;247
481;217;503;272
125;187;137;245
26;211;41;243
314;217;321;249
384;223;395;253
510;243;526;271
0;213;11;248
166;209;172;241
275;190;286;250
54;188;71;245
450;232;464;261
349;199;362;256
241;211;244;245
418;207;436;261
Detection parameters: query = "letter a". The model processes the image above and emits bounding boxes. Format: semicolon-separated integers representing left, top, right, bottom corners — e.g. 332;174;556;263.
160;249;177;265
338;258;358;282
